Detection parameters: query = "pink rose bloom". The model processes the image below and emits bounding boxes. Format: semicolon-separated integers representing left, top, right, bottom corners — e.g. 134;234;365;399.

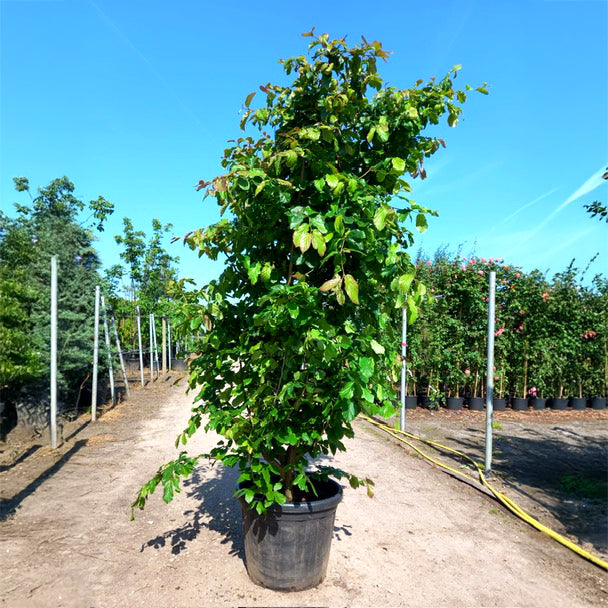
427;261;432;266
515;273;521;278
465;368;471;376
494;376;499;381
501;279;507;285
518;325;523;330
477;270;484;275
481;257;486;263
489;258;494;263
461;266;467;271
529;387;537;396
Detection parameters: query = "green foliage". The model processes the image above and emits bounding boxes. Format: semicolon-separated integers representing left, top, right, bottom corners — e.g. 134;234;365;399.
406;251;607;402
0;176;112;400
583;167;608;223
133;33;482;515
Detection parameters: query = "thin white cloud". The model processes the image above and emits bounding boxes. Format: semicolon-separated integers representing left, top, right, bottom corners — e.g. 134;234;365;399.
516;166;607;247
499;187;559;226
87;0;202;127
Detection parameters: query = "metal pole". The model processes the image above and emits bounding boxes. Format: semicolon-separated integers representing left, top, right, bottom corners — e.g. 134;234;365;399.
485;271;496;474
151;313;160;378
161;316;167;375
101;296;115;406
136;306;145;387
149;314;154;383
111;310;130;397
92;285;100;421
50;255;58;449
168;318;172;371
400;307;407;430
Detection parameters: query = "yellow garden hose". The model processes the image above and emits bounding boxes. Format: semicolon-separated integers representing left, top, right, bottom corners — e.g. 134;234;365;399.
358;414;608;571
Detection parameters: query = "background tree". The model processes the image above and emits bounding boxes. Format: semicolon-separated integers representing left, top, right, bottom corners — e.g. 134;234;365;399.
0;176;113;404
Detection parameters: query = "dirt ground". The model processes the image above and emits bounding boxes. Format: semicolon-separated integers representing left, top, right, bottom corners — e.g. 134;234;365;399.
1;372;606;608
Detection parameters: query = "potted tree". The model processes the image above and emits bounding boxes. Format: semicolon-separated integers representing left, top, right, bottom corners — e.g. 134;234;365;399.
131;33;483;591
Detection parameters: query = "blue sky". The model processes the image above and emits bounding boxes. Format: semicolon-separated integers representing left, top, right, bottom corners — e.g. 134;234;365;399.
1;0;606;289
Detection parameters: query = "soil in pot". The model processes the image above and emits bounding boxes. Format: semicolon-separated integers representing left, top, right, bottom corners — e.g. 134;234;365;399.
569;397;587;410
446;397;464;411
511;397;529;412
467;397;484;411
493;398;507;411
239;478;343;591
591;396;606;410
530;397;546;411
550;398;568;411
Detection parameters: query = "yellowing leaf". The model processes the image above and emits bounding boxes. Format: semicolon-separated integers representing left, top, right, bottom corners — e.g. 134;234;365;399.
245;91;256;108
344;274;359;304
320;277;341;292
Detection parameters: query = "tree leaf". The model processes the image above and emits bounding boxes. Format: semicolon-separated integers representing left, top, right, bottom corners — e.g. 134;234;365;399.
334;214;344;235
391;157;405;173
370;339;385;354
340;381;355;399
415;213;428;234
245;91;256;107
373;206;388;231
398;272;415;292
320;277;341;292
292;224;308;248
325;174;339;190
358;356;374;382
344;274;359;304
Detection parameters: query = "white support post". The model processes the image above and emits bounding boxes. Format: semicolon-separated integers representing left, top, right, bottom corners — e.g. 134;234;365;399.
162;316;167;375
485;271;496;474
101;296;115;406
50;255;58;449
92;285;100;421
111;310;130;397
151;313;160;378
136;306;145;387
400;307;407;431
168;318;172;371
149;314;154;383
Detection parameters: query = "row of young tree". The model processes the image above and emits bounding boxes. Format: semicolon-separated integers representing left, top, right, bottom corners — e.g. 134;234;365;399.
0;176;182;416
406;249;608;402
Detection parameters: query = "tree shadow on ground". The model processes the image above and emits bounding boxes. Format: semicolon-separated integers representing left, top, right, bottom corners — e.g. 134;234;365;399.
141;457;352;557
0;445;42;473
431;426;607;557
141;463;245;560
0;439;88;520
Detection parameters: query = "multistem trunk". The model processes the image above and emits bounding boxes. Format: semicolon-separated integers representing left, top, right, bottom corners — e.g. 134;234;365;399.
523;342;528;397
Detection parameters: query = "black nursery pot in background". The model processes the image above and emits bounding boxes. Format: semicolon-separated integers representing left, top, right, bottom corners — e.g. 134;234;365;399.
446;397;464;411
569;397;587;410
550;398;568;411
404;395;418;409
493;398;507;411
511;397;529;412
467;397;484;411
530;397;546;411
591;396;606;410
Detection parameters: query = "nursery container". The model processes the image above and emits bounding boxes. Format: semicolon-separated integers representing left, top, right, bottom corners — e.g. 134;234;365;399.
569;397;587;411
530;397;546;411
404;395;418;409
511;397;529;412
467;397;484;411
446;397;464;411
493;398;507;411
591;396;606;410
550;398;568;411
239;478;342;591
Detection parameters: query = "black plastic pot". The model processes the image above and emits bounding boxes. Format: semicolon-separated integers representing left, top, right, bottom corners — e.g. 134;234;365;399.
446;397;464;411
550;398;568;410
569;397;587;410
404;395;418;409
493;398;507;411
172;358;188;371
467;397;484;411
591;396;606;410
511;397;529;412
239;478;342;591
530;397;546;411
417;395;430;409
